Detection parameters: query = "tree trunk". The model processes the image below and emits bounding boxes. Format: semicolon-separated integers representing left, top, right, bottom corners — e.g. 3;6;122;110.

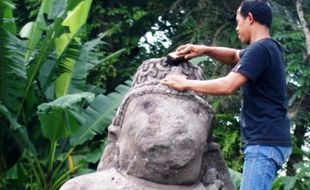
296;0;310;60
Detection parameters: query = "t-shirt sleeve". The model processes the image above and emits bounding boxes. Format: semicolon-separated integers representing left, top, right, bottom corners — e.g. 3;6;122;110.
239;49;246;57
233;44;269;82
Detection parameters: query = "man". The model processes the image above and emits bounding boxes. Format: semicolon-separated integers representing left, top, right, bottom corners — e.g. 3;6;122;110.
161;0;292;190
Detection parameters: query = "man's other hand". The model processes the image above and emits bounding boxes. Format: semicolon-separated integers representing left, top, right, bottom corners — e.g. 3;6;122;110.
160;74;188;91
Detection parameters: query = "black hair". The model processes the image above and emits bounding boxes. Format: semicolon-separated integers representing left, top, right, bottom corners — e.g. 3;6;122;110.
239;0;272;28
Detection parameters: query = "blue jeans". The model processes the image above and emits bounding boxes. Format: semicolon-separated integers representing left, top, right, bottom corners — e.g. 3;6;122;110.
240;145;292;190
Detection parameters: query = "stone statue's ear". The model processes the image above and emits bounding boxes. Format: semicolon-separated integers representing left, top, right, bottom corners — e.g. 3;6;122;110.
200;142;235;189
107;124;121;142
97;125;121;171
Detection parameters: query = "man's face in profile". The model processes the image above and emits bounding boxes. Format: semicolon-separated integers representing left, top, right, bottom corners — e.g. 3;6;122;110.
236;7;251;44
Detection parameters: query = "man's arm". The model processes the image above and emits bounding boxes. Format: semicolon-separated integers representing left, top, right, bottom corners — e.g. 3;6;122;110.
176;44;240;65
160;72;247;95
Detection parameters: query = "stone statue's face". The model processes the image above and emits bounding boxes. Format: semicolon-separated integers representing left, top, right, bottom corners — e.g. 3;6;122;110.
117;93;211;185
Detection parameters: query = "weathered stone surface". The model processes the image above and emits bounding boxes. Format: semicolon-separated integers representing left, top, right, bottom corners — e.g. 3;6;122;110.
60;168;208;190
60;58;235;190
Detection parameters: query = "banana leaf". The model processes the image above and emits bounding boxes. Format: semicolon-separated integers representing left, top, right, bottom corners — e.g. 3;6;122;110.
55;0;92;56
38;92;94;142
0;28;27;113
0;0;16;34
21;0;92;116
0;102;22;130
70;82;131;146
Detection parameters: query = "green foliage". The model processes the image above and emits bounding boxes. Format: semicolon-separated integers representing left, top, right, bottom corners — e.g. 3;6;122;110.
70;82;131;146
86;1;191;92
0;29;27;113
86;2;151;91
1;86;130;189
0;0;16;34
0;0;132;189
213;113;242;171
0;103;22;130
38;93;95;142
273;152;310;190
229;168;242;190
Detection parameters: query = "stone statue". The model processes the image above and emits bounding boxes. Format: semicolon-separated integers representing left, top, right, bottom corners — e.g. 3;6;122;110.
60;58;235;190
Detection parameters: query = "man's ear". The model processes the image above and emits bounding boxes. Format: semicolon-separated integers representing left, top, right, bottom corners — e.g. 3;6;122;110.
247;12;254;24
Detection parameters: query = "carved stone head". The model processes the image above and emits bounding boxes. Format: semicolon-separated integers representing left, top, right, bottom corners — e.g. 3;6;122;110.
98;57;215;185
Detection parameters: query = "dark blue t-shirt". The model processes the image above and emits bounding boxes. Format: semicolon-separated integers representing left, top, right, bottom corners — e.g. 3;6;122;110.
232;38;291;147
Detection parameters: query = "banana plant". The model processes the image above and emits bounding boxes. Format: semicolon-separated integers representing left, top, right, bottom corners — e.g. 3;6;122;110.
0;0;130;189
0;0;37;160
17;0;93;118
34;82;130;190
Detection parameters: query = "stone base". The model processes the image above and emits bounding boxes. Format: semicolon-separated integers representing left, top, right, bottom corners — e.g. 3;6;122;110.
60;168;207;190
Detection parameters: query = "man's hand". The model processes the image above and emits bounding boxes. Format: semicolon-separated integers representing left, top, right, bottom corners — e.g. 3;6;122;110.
176;44;205;59
160;74;188;91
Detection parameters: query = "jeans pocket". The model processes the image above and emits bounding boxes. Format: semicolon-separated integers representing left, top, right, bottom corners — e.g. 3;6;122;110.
271;146;292;169
244;145;260;159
